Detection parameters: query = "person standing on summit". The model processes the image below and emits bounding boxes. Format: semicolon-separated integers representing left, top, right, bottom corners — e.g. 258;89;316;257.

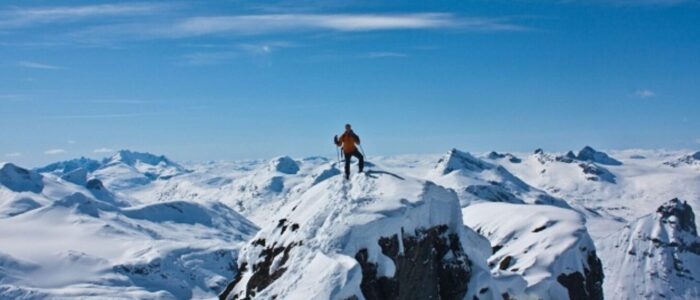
334;124;364;179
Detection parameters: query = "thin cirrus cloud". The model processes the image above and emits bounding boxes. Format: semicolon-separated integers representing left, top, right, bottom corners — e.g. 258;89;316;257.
71;13;527;42
0;3;170;29
93;148;115;153
157;13;526;37
44;149;66;155
5;152;22;158
635;89;655;98
17;61;62;70
366;51;409;58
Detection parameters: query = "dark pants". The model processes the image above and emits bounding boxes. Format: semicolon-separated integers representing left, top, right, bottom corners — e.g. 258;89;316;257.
344;149;364;178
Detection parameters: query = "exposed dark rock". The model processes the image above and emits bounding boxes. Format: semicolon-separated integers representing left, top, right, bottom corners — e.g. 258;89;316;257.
532;225;547;233
656;198;697;235
492;245;503;254
556;252;604;300
578;163;616;183
86;178;105;191
487;152;522;163
355;225;472;300
220;241;299;300
498;256;513;270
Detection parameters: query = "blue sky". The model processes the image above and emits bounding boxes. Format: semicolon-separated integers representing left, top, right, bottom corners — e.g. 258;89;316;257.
1;0;699;166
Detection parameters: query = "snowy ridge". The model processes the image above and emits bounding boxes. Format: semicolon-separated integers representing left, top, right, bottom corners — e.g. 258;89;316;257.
431;149;569;208
463;202;603;300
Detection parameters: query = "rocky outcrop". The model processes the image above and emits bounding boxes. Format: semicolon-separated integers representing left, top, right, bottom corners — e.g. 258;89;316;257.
355;225;471;300
0;163;44;193
556;252;604;300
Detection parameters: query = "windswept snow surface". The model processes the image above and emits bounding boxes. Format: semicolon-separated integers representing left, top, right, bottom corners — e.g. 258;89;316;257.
1;147;698;299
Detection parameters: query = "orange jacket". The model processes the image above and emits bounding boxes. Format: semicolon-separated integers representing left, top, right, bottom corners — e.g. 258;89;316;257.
336;131;360;153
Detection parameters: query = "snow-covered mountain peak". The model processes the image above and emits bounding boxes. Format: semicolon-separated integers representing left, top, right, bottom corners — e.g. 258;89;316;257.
34;157;101;174
0;163;44;193
267;156;300;174
221;169;500;299
105;150;179;169
577;146;623;166
435;148;495;175
600;199;700;299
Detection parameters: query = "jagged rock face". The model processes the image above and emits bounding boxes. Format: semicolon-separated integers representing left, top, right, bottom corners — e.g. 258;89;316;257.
657;198;697;235
577;146;622;166
600;198;700;299
487;152;522;163
0;163;44;193
556;252;604;300
355;225;471;300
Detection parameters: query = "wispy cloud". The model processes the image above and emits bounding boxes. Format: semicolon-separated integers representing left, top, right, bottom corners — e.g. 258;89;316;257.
67;140;76;144
4;152;22;158
182;41;297;64
18;61;62;70
0;3;171;29
72;13;527;42
93;148;114;153
47;112;160;119
44;149;66;155
635;89;655;98
0;94;25;101
182;51;239;65
695;138;700;145
602;0;694;6
366;51;408;59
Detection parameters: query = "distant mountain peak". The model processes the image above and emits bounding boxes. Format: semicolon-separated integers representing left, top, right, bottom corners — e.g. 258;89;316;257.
576;146;622;166
693;151;700;160
268;156;300;174
35;157;101;174
435;148;494;174
0;163;44;193
107;150;172;167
